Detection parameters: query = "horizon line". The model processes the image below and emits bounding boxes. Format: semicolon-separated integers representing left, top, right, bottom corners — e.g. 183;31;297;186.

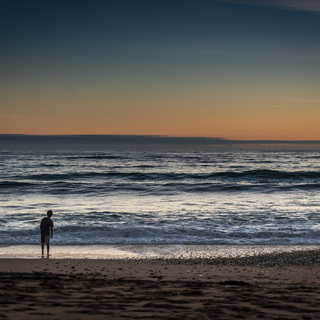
1;134;320;144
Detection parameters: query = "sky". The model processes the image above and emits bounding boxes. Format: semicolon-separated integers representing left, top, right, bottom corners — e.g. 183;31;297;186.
1;0;320;140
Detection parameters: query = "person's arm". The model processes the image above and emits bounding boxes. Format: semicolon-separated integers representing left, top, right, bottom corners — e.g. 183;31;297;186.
51;226;53;238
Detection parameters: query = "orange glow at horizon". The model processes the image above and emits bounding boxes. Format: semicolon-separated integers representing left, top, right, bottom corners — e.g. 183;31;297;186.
1;95;320;140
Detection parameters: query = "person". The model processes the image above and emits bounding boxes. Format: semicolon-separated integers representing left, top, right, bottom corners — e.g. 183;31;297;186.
40;210;54;257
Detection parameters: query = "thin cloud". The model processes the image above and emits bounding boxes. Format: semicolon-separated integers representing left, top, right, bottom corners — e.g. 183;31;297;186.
272;105;279;108
213;0;320;12
290;99;320;102
143;45;320;62
1;114;23;119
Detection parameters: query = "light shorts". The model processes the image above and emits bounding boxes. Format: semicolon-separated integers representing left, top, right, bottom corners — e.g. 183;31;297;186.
41;235;51;244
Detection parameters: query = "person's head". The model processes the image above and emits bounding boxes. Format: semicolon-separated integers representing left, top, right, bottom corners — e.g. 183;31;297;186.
47;210;53;218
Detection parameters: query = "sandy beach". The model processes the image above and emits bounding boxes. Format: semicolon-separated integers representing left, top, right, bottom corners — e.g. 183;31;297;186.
1;249;320;319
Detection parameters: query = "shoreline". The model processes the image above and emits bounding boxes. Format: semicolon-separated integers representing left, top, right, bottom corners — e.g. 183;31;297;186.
1;248;320;273
1;244;320;259
1;249;320;319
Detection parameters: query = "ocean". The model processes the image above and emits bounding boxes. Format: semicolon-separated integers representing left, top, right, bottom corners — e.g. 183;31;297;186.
1;148;320;256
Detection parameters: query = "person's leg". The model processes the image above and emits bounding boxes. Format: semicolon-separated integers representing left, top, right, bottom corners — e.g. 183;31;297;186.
41;235;45;255
47;243;50;257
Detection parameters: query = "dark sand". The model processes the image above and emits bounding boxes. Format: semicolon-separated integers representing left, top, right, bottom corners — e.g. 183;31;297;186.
1;250;320;319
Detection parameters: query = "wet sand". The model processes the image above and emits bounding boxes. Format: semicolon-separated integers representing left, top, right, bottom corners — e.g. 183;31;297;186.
1;250;320;319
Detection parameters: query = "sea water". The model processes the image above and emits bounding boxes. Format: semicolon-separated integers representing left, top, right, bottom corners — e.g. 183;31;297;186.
1;149;320;257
